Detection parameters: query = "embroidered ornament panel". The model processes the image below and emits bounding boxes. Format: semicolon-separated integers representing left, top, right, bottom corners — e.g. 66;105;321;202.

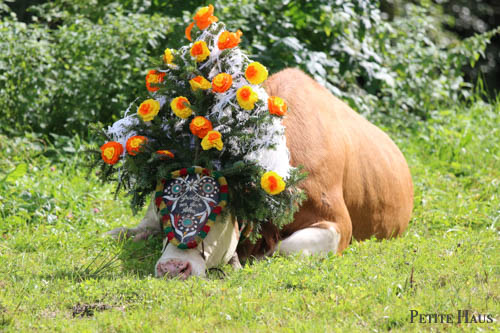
155;167;228;249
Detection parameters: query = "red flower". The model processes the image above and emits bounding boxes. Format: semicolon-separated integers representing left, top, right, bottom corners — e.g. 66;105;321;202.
185;22;194;41
202;225;210;233
100;141;123;165
218;30;242;50
126;135;147;156
145;70;165;92
156;150;174;160
220;185;228;193
268;96;288;116
155;197;163;207
187;240;198;249
213;206;222;214
180;168;188;176
167;232;174;240
193;5;218;30
202;169;211;176
190;116;213;138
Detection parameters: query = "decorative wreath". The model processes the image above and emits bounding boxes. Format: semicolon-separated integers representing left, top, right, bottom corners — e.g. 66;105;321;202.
94;5;306;244
154;167;228;249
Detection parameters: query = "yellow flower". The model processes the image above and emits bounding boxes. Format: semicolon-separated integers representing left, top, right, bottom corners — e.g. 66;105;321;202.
145;70;166;92
245;62;268;85
190;41;210;62
163;48;174;65
201;130;223;151
137;99;160;122
236;85;259;110
170;96;192;119
261;171;286;195
189;76;212;91
211;73;232;93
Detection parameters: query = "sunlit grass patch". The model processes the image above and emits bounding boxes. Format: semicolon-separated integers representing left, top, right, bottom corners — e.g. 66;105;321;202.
0;99;498;331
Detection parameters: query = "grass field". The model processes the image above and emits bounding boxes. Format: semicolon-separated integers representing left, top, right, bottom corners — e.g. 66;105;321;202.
0;99;498;332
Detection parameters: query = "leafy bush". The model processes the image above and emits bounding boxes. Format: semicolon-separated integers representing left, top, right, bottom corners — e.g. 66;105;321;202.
381;0;500;97
0;0;497;137
210;0;498;123
0;6;173;136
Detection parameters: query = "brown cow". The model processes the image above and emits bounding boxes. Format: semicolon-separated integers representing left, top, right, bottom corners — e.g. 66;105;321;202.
108;68;413;279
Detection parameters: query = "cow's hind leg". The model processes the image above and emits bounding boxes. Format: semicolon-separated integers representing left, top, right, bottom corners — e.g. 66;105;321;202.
277;191;354;255
277;222;342;256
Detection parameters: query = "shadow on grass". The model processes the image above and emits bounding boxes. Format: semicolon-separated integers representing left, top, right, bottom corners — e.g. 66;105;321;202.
39;235;234;282
119;237;233;280
38;236;164;282
117;236;163;277
116;236;233;280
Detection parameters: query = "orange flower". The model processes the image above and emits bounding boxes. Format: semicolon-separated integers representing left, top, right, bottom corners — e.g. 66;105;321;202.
190;41;211;62
145;69;165;92
245;62;268;85
137;99;160;122
260;171;286;195
236;86;259;110
190;116;213;138
268;96;287;116
100;141;123;165
185;22;195;41
170;96;192;119
211;73;232;93
193;5;218;30
156;150;175;159
189;76;212;91
126;136;148;156
218;30;242;50
201;130;223;151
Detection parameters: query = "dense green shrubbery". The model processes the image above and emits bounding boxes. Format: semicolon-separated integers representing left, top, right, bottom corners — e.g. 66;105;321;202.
0;3;172;135
0;0;497;137
212;1;498;123
381;0;500;97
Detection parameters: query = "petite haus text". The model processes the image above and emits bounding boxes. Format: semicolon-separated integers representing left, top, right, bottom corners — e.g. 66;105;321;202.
410;310;494;324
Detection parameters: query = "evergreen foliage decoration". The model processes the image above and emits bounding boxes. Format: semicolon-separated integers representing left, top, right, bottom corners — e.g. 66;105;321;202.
94;5;307;242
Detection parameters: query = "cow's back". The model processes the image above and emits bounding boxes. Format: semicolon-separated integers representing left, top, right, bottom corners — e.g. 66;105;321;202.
263;69;413;245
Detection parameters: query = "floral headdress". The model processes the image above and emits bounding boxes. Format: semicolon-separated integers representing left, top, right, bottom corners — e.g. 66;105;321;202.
96;5;306;242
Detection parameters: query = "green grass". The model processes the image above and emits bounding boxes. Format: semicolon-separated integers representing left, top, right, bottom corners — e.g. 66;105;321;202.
0;99;498;332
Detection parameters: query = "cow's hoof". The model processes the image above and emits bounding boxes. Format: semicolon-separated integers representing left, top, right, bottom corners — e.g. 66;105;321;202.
156;259;192;280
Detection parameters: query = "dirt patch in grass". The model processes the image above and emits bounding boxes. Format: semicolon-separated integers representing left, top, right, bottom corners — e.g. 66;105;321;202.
71;303;112;318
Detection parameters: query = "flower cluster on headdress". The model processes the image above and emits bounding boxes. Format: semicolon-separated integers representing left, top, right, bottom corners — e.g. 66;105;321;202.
100;5;292;202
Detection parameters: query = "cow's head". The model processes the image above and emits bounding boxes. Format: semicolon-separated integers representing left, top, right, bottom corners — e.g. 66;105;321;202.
153;167;239;279
155;214;238;279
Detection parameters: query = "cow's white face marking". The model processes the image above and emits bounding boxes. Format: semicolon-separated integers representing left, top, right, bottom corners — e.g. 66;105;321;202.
155;213;239;278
